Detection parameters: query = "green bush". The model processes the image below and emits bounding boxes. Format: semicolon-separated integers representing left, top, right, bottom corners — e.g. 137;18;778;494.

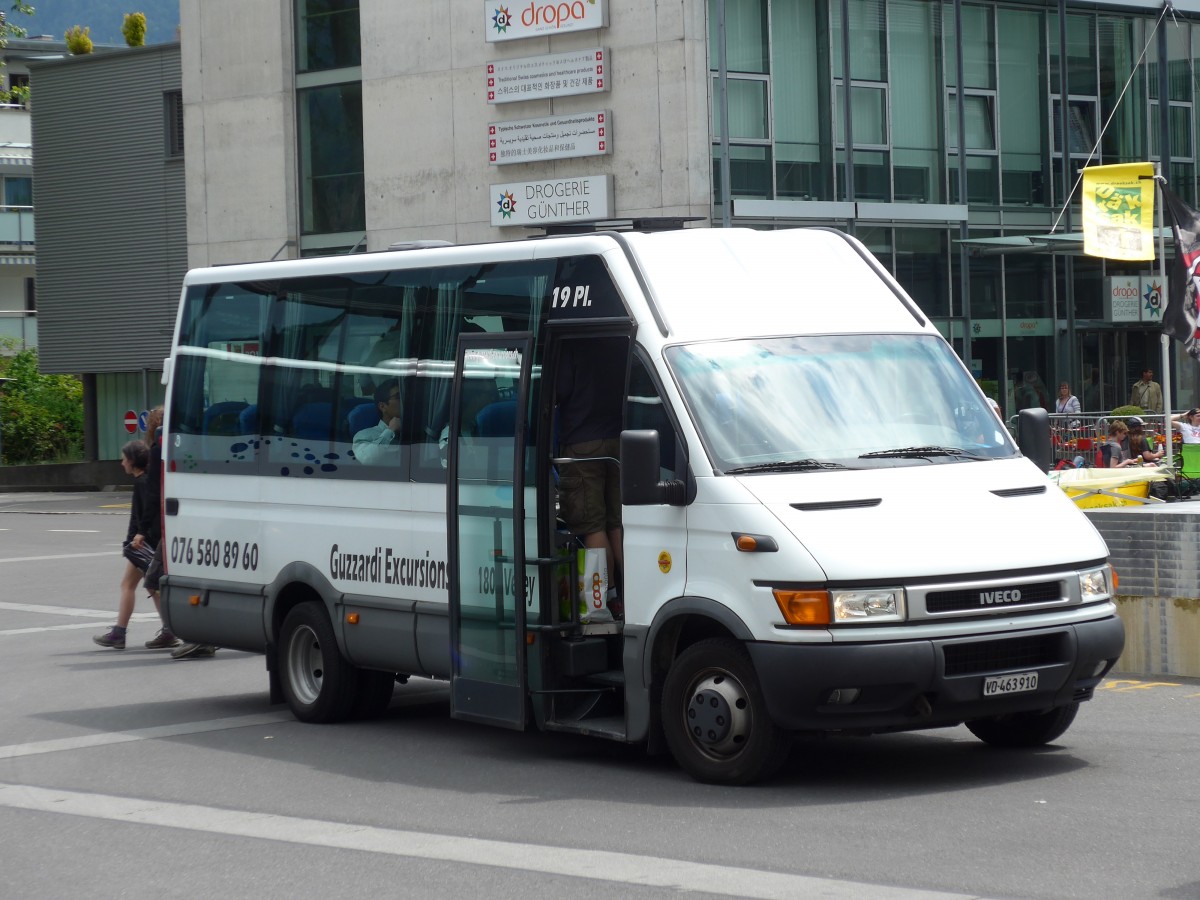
0;343;84;464
1110;405;1144;418
64;25;93;54
122;12;147;47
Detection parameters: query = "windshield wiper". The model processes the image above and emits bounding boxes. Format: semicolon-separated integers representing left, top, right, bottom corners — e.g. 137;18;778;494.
726;459;848;474
858;446;981;460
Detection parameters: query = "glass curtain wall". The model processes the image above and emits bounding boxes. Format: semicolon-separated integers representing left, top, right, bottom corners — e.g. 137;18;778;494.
295;0;365;248
710;1;1200;412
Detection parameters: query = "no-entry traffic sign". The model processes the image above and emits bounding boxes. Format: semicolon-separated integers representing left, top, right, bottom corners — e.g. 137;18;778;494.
124;410;138;434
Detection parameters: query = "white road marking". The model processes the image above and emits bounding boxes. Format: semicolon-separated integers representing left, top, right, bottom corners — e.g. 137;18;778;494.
47;529;100;533
0;602;154;620
0;713;293;759
0;782;980;900
0;551;117;564
0;615;162;636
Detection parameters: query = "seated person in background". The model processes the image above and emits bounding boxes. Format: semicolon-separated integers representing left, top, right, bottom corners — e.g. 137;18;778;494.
1171;408;1200;444
1126;416;1163;464
1101;420;1139;468
353;378;404;464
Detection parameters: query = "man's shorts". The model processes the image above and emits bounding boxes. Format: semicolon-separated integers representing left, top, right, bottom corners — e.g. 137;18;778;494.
144;543;163;592
558;438;621;535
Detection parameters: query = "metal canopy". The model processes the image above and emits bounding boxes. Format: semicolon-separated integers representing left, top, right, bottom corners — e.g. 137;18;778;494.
957;227;1171;257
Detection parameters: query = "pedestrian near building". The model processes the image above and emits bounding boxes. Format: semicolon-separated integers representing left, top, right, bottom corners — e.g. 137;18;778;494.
1130;369;1163;414
93;439;174;650
1055;382;1081;415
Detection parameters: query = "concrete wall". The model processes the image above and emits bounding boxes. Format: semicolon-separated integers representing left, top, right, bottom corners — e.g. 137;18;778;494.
181;0;712;264
1085;505;1200;678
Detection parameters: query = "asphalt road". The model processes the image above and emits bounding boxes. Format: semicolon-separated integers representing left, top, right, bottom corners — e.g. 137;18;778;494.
1;492;1198;900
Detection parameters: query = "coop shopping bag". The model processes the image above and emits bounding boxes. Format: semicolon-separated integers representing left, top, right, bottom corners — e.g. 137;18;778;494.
576;547;612;623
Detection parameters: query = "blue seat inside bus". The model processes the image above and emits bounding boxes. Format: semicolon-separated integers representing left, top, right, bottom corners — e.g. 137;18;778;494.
238;404;258;434
346;400;379;437
291;401;333;441
203;400;249;434
475;399;517;437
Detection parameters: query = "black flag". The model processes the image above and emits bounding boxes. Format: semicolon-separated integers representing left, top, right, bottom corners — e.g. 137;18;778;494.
1161;183;1200;362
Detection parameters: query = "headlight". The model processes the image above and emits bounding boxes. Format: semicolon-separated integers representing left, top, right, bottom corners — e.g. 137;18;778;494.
1079;566;1113;602
832;589;906;624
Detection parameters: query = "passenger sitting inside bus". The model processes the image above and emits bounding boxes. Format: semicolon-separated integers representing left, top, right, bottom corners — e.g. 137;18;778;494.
353;378;404;464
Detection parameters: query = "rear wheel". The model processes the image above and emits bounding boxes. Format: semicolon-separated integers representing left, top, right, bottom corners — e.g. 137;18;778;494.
278;602;357;723
661;638;790;785
966;702;1079;747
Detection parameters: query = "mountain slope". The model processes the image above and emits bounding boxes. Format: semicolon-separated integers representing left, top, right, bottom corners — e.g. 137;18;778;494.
18;1;181;46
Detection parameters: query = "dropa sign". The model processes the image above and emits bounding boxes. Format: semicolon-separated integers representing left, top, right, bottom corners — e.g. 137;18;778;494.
485;0;608;43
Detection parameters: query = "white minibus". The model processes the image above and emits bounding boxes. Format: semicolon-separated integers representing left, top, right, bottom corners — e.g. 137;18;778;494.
161;227;1123;784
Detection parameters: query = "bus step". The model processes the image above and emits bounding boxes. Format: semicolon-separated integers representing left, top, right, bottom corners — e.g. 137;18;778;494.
585;669;624;688
544;715;627;742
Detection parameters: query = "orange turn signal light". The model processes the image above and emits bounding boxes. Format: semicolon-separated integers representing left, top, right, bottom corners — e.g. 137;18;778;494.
1110;567;1118;590
773;590;831;625
736;535;759;552
346;612;360;625
188;594;201;606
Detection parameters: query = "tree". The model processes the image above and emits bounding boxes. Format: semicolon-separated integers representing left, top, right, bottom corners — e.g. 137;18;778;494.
122;12;146;47
0;340;85;465
64;24;93;55
0;3;33;106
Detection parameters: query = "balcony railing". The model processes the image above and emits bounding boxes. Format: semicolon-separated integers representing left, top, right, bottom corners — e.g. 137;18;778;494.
0;310;36;349
0;206;33;245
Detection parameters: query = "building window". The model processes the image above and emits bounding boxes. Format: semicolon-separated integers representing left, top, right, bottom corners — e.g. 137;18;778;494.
296;0;361;74
164;90;184;158
4;176;31;207
298;82;365;235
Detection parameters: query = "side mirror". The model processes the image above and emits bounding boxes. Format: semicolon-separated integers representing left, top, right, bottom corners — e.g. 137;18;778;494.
1017;407;1053;472
621;430;686;506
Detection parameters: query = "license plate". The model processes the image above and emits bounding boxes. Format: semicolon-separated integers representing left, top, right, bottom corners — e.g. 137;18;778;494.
983;671;1039;696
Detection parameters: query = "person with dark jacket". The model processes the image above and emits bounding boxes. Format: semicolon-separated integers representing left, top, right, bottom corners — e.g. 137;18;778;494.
93;436;174;650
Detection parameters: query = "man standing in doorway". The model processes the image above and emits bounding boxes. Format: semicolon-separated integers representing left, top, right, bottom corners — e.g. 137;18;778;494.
1130;368;1163;414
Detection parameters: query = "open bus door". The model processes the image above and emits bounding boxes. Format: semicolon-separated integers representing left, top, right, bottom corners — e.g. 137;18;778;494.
446;333;534;730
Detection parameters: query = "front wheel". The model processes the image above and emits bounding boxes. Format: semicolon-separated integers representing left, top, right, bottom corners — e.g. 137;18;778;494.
278;602;357;723
966;702;1079;748
661;638;790;785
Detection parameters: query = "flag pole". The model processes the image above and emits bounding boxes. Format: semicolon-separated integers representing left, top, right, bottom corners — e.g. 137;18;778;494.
1158;167;1174;465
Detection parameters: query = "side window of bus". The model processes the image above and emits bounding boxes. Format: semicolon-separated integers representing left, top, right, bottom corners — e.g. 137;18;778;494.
260;273;420;478
408;259;554;483
169;284;269;472
626;354;681;480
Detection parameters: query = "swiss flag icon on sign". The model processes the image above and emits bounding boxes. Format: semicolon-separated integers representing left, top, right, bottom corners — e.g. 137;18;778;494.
597;79;603;89
597;65;603;75
599;141;605;151
487;77;494;87
597;113;605;122
489;125;496;135
487;64;494;73
598;127;605;137
488;91;495;100
490;152;496;162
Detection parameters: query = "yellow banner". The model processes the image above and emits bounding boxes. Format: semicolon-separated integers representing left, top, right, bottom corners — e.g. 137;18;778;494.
1082;162;1156;260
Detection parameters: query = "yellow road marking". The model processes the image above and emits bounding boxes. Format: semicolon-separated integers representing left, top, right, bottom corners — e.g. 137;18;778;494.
1101;679;1182;691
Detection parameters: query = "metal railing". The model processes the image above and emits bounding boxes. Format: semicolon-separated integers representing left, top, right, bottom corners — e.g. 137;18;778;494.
1043;413;1178;467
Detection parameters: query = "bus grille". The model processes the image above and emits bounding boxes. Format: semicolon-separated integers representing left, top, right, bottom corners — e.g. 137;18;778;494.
925;580;1062;614
942;633;1065;676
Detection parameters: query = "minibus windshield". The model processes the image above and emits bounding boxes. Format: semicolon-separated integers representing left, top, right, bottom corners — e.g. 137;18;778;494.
665;334;1016;472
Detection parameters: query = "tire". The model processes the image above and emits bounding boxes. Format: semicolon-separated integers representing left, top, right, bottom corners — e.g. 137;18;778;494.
966;702;1079;748
661;638;790;785
278;602;357;723
352;669;396;720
